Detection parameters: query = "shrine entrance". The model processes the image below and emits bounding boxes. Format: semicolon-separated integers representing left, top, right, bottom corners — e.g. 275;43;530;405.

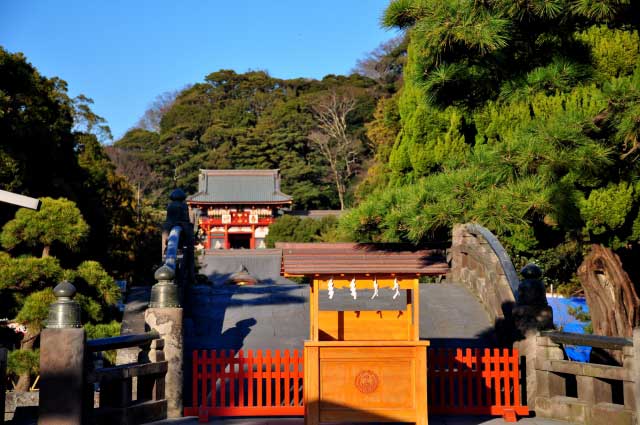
185;243;529;423
229;233;252;249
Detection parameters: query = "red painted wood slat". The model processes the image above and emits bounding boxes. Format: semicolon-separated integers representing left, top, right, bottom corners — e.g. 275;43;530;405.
247;350;254;408
256;350;263;408
284;349;291;407
238;350;245;407
275;350;281;408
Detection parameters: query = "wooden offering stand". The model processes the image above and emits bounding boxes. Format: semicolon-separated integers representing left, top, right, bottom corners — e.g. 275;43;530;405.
279;243;448;425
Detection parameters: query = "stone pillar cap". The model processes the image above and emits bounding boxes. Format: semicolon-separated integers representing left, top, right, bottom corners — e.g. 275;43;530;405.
155;265;175;281
169;188;186;202
521;263;542;279
47;281;82;328
53;280;77;299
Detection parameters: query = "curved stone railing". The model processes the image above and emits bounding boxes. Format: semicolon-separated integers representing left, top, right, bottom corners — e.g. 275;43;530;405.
448;223;519;327
164;225;182;271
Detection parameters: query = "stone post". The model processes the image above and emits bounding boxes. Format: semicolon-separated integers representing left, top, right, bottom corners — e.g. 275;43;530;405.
633;327;640;425
1;347;7;425
533;335;566;418
512;264;554;411
38;281;85;425
145;266;183;418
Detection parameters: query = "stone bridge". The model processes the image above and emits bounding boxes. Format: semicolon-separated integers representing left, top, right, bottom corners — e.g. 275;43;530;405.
16;189;640;425
187;223;519;354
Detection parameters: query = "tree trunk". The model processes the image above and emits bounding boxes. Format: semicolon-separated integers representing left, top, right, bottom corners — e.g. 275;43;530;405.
14;331;37;392
577;244;640;338
41;245;50;258
331;166;345;210
337;185;345;211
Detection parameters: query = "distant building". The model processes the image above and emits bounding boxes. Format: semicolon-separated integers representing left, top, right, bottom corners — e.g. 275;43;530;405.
187;169;292;250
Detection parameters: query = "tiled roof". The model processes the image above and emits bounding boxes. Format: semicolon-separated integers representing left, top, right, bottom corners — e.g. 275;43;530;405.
278;242;449;276
187;169;292;204
199;250;295;285
286;210;344;219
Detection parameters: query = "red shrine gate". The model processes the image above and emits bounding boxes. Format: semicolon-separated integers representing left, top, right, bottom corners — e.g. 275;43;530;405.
198;208;275;250
186;170;293;250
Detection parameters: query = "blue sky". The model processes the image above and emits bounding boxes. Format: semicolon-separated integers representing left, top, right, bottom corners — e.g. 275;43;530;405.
1;1;397;140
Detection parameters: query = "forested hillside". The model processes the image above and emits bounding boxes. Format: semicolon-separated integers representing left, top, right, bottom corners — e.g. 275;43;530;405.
112;71;383;209
344;0;640;299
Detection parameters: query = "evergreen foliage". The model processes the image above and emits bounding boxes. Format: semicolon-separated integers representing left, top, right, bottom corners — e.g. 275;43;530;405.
265;215;340;247
0;197;89;257
347;0;640;290
7;349;39;377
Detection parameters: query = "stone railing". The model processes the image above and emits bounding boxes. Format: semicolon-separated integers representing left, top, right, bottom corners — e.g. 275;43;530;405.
86;331;167;425
534;329;640;424
38;281;169;425
448;223;519;328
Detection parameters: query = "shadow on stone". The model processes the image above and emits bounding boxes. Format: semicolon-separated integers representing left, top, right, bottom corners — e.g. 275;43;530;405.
218;318;257;352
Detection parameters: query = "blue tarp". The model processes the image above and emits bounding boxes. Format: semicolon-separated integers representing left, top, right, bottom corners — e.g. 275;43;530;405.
546;297;591;362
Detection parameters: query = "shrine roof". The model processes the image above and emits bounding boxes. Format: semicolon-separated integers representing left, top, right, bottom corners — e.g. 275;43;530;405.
278;242;449;276
187;169;292;204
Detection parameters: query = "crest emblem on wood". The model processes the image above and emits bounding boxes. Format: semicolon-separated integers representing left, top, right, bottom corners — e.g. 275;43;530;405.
354;370;379;393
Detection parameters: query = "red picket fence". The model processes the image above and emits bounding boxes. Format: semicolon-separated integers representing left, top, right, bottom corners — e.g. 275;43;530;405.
186;347;528;422
184;349;304;422
428;348;529;421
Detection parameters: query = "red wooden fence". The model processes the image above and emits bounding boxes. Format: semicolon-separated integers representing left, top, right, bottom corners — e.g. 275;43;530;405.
184;349;304;422
186;347;528;422
428;348;529;421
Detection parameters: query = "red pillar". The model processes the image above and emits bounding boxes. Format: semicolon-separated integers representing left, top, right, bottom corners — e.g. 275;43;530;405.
250;225;255;249
224;225;229;250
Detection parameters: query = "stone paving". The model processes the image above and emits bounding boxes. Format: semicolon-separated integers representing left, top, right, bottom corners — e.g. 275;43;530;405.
419;283;495;345
184;283;309;353
150;415;576;425
184;281;495;354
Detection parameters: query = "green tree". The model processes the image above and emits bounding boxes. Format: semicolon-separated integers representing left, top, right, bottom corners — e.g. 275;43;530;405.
0;198;120;391
1;47;159;282
0;48;76;199
1;197;89;258
345;0;640;308
265;215;340;247
0;255;118;391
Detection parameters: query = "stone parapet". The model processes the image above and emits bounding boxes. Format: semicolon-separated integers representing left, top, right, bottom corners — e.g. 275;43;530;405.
534;329;639;424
